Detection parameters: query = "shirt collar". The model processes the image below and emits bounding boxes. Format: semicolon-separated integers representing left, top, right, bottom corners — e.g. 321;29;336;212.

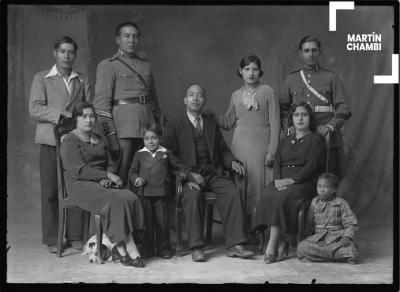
138;145;167;157
71;129;99;144
303;63;321;73
314;195;341;208
186;111;202;124
45;65;81;82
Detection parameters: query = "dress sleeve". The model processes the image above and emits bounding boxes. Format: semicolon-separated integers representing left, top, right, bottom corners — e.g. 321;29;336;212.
273;140;283;180
93;61;115;114
279;76;292;135
340;199;359;239
267;88;281;156
292;134;325;183
217;94;237;130
60;135;109;181
327;73;351;130
29;73;62;124
128;152;140;187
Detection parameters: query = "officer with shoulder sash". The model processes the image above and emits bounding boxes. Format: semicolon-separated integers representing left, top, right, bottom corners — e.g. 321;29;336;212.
93;21;161;184
280;36;351;180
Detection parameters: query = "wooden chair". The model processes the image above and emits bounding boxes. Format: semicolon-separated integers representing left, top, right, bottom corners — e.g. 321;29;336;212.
173;171;244;255
54;118;104;264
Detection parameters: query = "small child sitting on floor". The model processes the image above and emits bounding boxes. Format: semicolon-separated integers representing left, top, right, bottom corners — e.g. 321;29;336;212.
297;172;359;264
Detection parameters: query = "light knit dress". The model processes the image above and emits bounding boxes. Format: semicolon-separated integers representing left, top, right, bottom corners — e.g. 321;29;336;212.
218;83;280;215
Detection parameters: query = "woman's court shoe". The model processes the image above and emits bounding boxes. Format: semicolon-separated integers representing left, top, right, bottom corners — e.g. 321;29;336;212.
264;253;277;264
111;245;133;266
131;256;145;268
276;242;289;262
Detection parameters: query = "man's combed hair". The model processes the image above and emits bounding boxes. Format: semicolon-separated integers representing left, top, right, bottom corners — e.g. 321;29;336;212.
298;36;322;50
142;123;162;137
115;22;141;36
54;36;78;52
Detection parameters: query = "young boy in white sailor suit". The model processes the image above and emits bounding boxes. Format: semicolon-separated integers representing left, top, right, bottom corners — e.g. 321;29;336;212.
128;123;191;259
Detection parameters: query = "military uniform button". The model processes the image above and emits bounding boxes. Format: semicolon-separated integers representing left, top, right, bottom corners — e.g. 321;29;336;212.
307;80;310;83
307;94;310;97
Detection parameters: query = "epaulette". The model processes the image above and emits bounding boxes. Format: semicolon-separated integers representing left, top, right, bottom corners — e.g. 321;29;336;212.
320;67;337;74
289;68;302;74
107;55;119;62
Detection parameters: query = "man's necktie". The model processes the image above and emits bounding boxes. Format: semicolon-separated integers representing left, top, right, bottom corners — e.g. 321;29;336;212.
195;116;202;133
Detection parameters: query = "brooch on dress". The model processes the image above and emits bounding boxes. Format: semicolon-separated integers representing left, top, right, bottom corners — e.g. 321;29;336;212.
162;154;168;159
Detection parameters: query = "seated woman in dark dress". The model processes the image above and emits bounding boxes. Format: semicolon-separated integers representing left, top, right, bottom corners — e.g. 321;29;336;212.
60;101;146;268
253;101;325;264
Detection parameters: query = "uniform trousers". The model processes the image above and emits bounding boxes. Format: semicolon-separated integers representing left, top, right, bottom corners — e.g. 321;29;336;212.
39;145;83;245
141;197;171;257
182;174;248;249
118;138;144;184
327;147;347;180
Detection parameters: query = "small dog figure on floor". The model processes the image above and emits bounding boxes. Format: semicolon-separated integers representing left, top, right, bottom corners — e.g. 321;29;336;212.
82;234;115;263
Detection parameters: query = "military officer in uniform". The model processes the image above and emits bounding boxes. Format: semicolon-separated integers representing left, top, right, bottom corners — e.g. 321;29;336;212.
93;21;160;184
280;36;351;179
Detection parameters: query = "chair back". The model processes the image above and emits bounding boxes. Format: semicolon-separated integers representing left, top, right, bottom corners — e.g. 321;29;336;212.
53;117;75;201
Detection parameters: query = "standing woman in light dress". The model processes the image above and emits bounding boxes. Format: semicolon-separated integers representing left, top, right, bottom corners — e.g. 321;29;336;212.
216;55;281;232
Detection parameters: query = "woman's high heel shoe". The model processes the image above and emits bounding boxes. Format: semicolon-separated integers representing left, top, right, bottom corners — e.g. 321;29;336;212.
111;245;133;266
264;252;277;264
276;241;289;262
130;256;145;268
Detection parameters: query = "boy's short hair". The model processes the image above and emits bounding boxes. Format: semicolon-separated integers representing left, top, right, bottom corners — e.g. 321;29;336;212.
142;123;162;137
317;172;340;189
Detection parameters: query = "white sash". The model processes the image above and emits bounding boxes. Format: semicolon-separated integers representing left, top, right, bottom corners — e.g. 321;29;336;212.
300;70;329;104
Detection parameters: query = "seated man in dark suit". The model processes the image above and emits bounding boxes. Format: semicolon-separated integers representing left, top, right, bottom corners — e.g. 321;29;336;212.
163;84;255;262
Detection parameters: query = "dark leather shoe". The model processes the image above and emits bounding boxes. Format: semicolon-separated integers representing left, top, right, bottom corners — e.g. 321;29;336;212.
191;248;206;262
347;257;357;265
111;245;132;266
68;240;83;250
47;245;57;253
156;248;174;259
226;245;255;259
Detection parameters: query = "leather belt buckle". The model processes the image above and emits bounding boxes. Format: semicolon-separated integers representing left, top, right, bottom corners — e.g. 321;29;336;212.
139;95;146;104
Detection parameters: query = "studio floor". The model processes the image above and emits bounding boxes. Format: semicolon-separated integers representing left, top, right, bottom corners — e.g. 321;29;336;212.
6;206;394;284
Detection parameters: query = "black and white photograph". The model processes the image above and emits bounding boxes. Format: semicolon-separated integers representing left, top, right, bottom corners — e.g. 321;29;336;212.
5;0;399;286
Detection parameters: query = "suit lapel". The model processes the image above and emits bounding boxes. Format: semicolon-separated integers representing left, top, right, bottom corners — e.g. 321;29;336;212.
203;115;215;160
147;151;165;169
66;78;83;108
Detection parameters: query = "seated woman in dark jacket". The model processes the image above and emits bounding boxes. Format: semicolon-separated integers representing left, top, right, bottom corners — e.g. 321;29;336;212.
253;101;326;264
60;101;146;268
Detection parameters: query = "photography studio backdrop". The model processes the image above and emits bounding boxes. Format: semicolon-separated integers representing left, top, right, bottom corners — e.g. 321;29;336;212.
7;5;395;230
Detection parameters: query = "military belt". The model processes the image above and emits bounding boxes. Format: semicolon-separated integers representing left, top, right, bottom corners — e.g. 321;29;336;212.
113;96;152;106
313;105;334;113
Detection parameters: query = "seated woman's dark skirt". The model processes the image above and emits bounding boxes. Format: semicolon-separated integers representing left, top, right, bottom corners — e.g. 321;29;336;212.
68;180;145;244
252;181;316;236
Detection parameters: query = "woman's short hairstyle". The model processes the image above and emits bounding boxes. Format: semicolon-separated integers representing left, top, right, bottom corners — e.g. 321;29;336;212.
236;55;264;78
298;36;322;50
54;36;78;52
318;172;340;190
72;101;96;125
288;101;315;132
142;123;162;138
115;22;141;36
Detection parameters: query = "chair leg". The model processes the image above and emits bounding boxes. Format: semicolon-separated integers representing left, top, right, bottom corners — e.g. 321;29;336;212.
297;208;305;246
82;211;90;244
175;205;184;256
56;206;65;258
94;214;103;264
257;230;265;254
205;204;214;243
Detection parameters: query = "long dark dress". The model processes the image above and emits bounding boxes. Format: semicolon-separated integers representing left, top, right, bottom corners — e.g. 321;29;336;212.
252;132;325;238
60;130;145;244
